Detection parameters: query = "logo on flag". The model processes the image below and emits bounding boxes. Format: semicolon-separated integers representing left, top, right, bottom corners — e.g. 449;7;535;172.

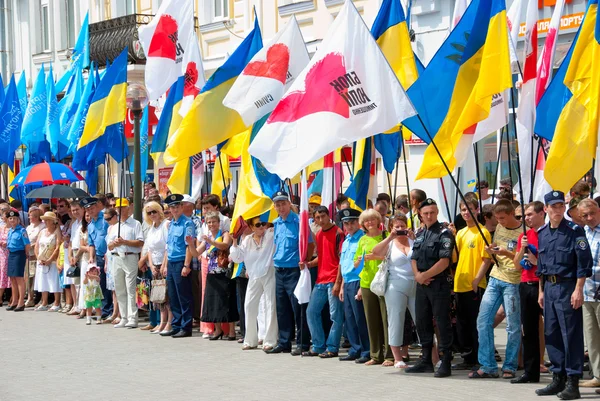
148;15;185;61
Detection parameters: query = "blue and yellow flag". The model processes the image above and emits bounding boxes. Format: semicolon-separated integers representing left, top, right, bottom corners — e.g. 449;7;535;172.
345;137;373;211
78;47;128;149
152;76;184;159
211;152;232;203
542;0;600;193
0;76;23;168
163;18;262;165
403;0;512;179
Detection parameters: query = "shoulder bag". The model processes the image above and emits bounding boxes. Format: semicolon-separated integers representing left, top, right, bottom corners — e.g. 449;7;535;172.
370;241;392;297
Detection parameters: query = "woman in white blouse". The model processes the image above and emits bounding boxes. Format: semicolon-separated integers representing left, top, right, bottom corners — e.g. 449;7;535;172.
230;216;278;351
140;201;172;334
372;213;416;369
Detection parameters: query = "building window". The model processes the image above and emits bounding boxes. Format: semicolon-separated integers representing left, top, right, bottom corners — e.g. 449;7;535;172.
214;0;228;20
41;0;50;51
66;0;76;48
0;0;11;78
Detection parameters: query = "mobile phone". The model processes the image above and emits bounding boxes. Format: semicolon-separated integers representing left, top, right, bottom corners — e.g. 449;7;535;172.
492;247;500;251
396;230;408;236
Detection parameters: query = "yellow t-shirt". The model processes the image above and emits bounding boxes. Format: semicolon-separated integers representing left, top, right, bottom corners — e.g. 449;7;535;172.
58;243;65;269
490;224;523;285
454;225;491;293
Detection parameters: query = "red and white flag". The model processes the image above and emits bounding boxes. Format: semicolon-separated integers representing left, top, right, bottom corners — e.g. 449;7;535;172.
190;151;206;201
138;0;194;100
506;0;524;67
536;0;565;104
320;151;344;216
180;32;206;117
451;0;470;30
223;16;309;126
294;169;312;304
248;0;416;179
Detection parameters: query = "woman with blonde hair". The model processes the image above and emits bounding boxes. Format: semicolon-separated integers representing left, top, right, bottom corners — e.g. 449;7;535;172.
33;212;63;311
354;209;393;366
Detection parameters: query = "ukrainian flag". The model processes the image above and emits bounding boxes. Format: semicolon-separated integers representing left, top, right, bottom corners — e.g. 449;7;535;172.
163;19;262;165
78;48;128;149
211;152;232;203
541;0;599;193
152;76;184;160
403;0;512;179
345;137;373;211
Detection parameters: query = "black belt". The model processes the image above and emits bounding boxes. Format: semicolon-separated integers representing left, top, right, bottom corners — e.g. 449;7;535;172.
545;275;576;284
111;252;138;256
524;281;539;286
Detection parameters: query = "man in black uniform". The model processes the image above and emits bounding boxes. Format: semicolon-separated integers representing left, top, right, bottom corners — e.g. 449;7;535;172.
536;190;592;400
406;198;455;378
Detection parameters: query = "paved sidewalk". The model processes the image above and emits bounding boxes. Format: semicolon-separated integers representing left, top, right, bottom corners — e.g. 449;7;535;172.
0;308;593;401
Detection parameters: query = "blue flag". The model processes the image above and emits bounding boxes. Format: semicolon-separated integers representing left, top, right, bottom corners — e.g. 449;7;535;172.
68;63;96;153
17;72;27;114
45;64;62;156
0;74;4;107
130;106;149;182
58;67;83;152
56;12;90;93
0;76;23;167
21;66;47;144
23;140;51;167
374;132;402;174
250;114;282;198
151;76;183;155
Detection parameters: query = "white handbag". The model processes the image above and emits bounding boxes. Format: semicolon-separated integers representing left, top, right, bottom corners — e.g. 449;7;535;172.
370;242;392;297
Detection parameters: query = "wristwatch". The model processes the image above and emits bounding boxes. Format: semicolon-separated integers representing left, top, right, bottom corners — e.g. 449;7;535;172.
183;265;189;269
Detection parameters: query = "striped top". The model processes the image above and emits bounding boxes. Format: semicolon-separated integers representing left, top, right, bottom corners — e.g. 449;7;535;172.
584;225;600;302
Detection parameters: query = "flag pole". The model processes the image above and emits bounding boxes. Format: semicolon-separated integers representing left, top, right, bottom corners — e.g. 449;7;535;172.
217;153;230;207
118;136;125;237
438;178;453;223
529;139;543;202
508;86;527;236
390;131;403;215
453;168;461;218
505;127;514;193
400;135;413;227
491;128;504;204
473;145;483;213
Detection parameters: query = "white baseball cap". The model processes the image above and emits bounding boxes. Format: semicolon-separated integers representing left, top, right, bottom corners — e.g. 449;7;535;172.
182;194;195;204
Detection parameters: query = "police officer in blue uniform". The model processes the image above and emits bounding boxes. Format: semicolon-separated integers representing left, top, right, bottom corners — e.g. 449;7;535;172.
161;194;196;338
536;191;592;400
5;210;30;312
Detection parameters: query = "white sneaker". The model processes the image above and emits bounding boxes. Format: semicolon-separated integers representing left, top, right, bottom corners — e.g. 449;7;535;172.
114;320;128;328
125;321;138;329
86;317;92;325
35;305;49;311
48;305;61;312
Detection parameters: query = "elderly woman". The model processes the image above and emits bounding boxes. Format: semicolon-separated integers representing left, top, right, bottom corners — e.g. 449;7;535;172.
354;209;393;366
139;201;173;334
191;212;237;340
33;212;63;312
230;216;278;351
372;213;416;368
25;207;45;308
5;210;30;311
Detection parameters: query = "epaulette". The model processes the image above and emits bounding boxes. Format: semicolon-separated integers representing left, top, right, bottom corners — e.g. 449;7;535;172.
537;224;547;233
566;221;580;230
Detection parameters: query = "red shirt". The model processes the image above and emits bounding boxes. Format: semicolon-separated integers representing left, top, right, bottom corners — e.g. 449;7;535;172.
517;229;539;282
316;225;344;284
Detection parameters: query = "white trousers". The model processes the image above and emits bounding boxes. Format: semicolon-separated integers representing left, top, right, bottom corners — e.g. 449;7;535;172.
244;268;278;347
113;254;139;323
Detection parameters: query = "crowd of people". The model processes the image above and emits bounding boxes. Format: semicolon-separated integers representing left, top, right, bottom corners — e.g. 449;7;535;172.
2;177;600;400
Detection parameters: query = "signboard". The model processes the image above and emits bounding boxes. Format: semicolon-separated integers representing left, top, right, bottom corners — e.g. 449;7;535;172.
124;106;159;138
538;0;573;8
158;167;173;197
519;12;584;36
405;134;426;145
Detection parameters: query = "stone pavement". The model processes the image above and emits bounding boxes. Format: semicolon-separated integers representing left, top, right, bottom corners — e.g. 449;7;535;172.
0;308;596;401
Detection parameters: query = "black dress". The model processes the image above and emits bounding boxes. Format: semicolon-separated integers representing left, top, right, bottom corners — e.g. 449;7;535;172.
201;249;239;323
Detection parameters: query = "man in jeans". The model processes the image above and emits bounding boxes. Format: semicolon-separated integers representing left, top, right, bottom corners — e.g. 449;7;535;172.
304;206;345;358
471;200;523;379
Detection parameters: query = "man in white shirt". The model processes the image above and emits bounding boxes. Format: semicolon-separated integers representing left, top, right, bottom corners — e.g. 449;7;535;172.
477;180;495;206
108;198;144;328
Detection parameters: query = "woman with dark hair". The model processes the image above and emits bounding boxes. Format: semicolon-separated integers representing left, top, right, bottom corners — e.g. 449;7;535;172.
5;210;30;311
0;209;11;306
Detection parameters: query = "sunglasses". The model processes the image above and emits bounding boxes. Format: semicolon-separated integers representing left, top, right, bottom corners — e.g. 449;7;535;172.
254;222;267;228
104;216;114;221
164;210;171;214
146;210;158;215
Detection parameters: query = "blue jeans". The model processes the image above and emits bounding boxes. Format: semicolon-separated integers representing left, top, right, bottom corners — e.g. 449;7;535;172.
167;260;192;332
477;277;521;374
97;255;113;317
343;281;370;358
307;283;344;353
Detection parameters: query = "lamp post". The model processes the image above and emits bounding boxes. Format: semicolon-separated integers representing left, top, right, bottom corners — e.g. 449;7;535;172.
125;82;149;222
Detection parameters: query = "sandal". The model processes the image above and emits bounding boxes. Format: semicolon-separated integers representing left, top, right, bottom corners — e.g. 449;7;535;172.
394;361;408;369
364;359;382;366
301;350;320;357
502;371;516;379
242;345;257;350
237;338;244;344
319;351;338;359
382;360;395;367
469;370;499;379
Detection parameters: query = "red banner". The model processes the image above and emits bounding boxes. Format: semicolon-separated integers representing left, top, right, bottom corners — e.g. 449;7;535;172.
158;167;173;197
124;106;159;138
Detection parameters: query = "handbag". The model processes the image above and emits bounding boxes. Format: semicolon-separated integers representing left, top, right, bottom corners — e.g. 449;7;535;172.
66;262;80;278
136;277;151;311
150;279;167;304
370;242;392;297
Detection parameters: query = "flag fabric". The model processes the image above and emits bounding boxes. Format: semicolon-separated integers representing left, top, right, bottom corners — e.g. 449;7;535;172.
0;74;5;107
536;0;566;104
167;158;191;195
151;76;184;158
190;152;206;200
138;0;194;100
299;169;309;265
345;138;374;210
58;67;83;152
45;64;62;156
515;0;538;202
78;48;128;149
130;106;150;182
320;151;343;214
543;0;600;193
249;0;416;180
163;18;263;165
17;72;27;114
211;152;232;203
0;77;23;167
231;262;245;279
403;0;512;180
223;16;309;126
21;67;47;144
452;0;471;29
68;63;96;153
506;0;524;67
56;12;90;93
179;32;206;117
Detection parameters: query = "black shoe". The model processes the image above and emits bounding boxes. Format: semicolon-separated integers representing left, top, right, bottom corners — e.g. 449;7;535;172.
265;345;291;354
511;373;540;384
434;353;452;378
13;306;25;312
355;356;370;364
209;332;224;341
341;340;351;349
406;359;435;373
453;362;477;371
160;330;177;337
557;377;580;400
5;305;16;311
536;373;567;396
291;347;305;356
172;330;192;338
339;355;358;361
494;349;502;362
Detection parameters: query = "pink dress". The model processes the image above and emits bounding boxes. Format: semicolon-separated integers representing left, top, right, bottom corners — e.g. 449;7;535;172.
0;228;11;289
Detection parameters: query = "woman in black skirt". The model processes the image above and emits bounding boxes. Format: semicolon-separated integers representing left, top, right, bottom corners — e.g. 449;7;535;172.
6;210;30;312
191;212;237;340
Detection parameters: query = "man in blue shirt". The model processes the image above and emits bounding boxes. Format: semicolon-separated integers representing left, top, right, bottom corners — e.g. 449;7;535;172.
267;191;314;355
161;194;196;338
336;208;370;363
83;197;113;319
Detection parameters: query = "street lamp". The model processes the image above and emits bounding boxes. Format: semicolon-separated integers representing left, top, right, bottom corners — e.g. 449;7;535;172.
125;82;149;222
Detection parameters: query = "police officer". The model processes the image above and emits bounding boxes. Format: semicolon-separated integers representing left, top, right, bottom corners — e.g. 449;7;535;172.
160;194;196;338
82;197;113;319
406;198;454;378
5;210;30;312
536;191;592;399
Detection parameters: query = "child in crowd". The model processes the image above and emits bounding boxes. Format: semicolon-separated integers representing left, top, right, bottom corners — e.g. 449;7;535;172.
83;265;103;325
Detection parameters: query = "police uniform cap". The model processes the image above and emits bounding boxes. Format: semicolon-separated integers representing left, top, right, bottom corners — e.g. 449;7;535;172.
544;190;565;206
6;210;19;218
165;194;184;206
272;191;290;202
79;197;98;208
338;208;360;221
418;198;437;210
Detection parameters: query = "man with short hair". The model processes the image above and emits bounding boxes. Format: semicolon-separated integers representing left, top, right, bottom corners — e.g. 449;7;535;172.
305;206;345;358
67;202;84;315
182;195;203;328
267;191;314;355
409;189;427;229
200;194;231;234
570;182;591;201
471;200;523;379
376;193;391;211
108;198;144;328
374;200;389;230
56;199;71;226
499;178;512;193
308;193;322;236
577;198;600;389
476;180;494;206
511;201;545;384
10;199;29;226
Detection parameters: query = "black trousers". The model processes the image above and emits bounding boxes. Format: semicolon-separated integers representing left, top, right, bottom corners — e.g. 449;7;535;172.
520;282;541;380
190;266;201;322
236;277;248;336
456;290;481;364
415;277;453;353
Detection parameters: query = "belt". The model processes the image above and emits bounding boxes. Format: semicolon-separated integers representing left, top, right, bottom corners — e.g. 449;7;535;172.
524;281;539;286
111;252;138;256
544;275;576;284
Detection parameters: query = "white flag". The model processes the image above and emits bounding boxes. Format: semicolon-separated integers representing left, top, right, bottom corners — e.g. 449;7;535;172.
190;151;205;201
138;0;194;100
180;32;206;117
249;0;416;180
506;0;524;68
451;0;471;30
223;16;309;126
